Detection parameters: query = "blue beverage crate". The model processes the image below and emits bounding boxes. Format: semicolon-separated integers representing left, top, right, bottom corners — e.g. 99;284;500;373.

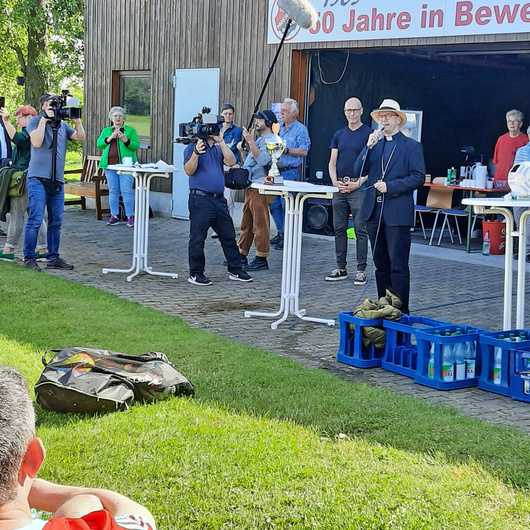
512;349;530;402
414;325;484;390
336;312;385;368
381;315;450;378
479;330;530;397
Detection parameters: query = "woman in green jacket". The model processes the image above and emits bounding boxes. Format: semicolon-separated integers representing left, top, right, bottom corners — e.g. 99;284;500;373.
97;106;139;227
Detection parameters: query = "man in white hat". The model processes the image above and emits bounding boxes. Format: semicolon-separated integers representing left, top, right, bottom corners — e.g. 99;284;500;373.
354;99;425;314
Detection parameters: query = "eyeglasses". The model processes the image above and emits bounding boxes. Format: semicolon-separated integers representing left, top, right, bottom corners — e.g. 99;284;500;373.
112;115;124;119
378;113;398;120
344;108;362;113
507;120;521;124
15;115;31;121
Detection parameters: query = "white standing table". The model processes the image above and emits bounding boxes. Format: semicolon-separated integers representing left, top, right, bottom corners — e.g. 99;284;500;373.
103;165;179;282
463;196;530;330
244;181;337;329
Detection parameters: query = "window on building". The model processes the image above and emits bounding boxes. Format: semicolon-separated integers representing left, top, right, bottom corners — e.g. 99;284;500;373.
117;71;151;148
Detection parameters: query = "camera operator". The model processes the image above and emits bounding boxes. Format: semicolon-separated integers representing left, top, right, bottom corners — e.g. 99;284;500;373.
183;131;253;286
22;93;85;272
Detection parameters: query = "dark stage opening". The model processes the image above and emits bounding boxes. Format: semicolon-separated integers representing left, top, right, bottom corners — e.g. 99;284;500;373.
305;46;530;185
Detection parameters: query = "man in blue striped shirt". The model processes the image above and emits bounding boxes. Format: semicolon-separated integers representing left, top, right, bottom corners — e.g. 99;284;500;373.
269;98;311;250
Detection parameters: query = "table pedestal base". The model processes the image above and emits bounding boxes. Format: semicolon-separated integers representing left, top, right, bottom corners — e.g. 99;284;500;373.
245;183;336;329
102;170;178;282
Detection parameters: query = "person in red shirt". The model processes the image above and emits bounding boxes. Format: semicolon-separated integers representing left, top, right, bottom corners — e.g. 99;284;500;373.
492;109;528;188
0;366;156;530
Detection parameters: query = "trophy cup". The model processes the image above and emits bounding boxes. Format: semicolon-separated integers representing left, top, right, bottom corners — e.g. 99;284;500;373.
264;123;285;185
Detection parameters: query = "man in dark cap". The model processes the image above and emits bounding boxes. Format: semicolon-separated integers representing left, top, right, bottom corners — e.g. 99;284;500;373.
236;110;278;270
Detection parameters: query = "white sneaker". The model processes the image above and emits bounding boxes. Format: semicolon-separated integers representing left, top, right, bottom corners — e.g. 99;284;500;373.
325;268;348;281
354;272;367;286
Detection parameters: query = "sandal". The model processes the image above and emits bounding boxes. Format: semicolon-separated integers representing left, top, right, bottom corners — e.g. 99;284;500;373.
0;249;14;260
36;250;48;262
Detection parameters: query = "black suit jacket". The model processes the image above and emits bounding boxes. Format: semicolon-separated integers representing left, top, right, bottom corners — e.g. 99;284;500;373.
354;131;425;227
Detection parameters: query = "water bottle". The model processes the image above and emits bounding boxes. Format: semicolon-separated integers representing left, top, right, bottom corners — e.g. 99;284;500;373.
454;331;466;380
482;230;490;255
428;331;440;379
519;332;527;342
465;330;477;379
493;335;504;385
442;331;454;382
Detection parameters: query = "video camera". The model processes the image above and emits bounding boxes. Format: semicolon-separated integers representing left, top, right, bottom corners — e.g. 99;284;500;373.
175;107;224;144
45;90;82;127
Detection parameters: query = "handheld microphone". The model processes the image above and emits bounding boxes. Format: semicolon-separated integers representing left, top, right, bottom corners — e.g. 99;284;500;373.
278;0;318;29
368;123;385;149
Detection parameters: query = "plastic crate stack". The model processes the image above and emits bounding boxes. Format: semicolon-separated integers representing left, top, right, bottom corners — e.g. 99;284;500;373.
337;312;530;401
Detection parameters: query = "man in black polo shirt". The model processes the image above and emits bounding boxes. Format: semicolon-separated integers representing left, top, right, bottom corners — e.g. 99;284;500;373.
183;131;252;286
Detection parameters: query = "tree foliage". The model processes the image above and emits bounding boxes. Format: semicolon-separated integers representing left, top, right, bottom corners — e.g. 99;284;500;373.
0;0;84;110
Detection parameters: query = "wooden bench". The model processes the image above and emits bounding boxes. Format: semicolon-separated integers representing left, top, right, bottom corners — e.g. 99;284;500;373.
64;155;110;220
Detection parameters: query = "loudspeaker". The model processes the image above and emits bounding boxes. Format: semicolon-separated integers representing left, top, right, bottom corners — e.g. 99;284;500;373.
302;198;334;236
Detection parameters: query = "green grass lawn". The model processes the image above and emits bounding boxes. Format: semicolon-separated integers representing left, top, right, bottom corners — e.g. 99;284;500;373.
1;263;530;528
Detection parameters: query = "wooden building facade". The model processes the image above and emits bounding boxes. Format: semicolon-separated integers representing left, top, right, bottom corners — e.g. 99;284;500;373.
84;0;530;204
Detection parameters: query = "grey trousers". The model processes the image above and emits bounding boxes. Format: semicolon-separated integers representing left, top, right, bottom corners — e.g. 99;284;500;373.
5;193;47;250
331;189;368;272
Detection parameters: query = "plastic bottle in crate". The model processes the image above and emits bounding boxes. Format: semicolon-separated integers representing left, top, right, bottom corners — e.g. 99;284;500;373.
454;330;466;380
519;332;527;342
465;330;477;379
442;331;455;381
428;330;440;379
493;334;505;385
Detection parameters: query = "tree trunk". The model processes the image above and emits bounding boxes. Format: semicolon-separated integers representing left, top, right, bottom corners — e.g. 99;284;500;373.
25;2;48;107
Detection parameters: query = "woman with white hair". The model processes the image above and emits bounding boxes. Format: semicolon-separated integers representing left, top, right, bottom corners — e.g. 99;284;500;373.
97;106;139;227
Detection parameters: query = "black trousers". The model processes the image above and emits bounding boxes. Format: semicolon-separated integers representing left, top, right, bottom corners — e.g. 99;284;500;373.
365;204;412;314
188;193;242;276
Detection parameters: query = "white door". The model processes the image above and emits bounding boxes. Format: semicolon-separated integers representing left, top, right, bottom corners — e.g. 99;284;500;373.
172;68;220;219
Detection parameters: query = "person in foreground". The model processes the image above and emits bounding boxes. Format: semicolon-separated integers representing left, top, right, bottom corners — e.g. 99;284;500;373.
354;99;425;315
183;129;253;286
0;365;156;529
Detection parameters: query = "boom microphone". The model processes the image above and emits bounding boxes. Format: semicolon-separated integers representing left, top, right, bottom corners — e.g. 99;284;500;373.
278;0;318;29
247;0;318;129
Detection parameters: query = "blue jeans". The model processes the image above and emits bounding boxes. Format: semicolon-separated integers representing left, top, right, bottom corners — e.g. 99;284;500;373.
23;178;64;260
269;168;299;236
105;169;134;217
188;192;243;276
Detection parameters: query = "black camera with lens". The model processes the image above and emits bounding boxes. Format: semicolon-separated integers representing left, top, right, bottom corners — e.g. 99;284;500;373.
45;90;82;127
175;107;224;144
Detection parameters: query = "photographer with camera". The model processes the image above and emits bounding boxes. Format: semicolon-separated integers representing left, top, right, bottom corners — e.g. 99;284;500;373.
236;110;278;271
22;93;85;272
182;113;252;286
97;106;140;227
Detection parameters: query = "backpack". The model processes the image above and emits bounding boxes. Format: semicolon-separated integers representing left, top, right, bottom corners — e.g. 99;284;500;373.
34;347;194;414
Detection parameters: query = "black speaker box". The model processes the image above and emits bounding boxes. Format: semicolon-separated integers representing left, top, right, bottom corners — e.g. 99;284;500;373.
302;198;334;236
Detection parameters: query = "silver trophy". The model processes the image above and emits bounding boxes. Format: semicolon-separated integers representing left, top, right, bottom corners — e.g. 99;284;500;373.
265;134;286;185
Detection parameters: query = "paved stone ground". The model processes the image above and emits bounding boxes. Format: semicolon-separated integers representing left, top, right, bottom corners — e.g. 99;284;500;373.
2;206;530;434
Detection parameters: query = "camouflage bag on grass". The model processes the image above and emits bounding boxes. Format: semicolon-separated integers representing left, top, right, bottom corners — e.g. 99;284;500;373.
34;347;194;414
